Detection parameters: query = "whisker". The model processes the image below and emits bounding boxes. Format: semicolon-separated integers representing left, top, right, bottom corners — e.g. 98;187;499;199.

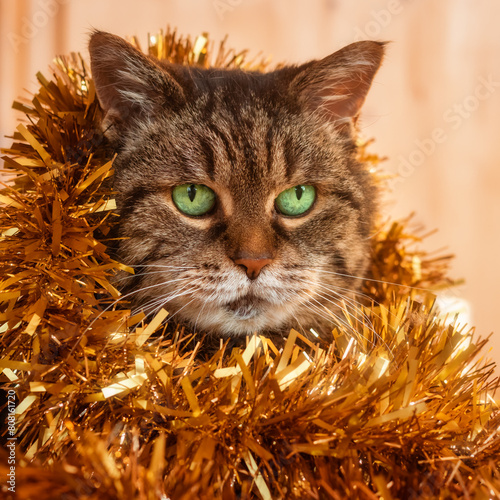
291;313;309;338
78;275;200;344
299;274;406;323
134;279;204;317
114;270;197;284
296;292;342;329
164;297;199;323
121;263;197;269
137;286;200;316
131;285;203;331
300;278;386;326
311;290;392;356
135;296;200;334
296;278;395;357
299;300;356;341
192;278;232;333
304;267;433;293
296;288;375;346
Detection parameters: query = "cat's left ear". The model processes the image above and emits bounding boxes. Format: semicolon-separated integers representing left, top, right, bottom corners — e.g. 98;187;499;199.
290;41;385;123
89;31;186;133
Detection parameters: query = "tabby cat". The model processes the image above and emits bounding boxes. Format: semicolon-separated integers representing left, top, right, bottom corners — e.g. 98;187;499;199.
89;31;384;340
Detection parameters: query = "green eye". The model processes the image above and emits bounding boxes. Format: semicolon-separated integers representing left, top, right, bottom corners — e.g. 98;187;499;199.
172;184;216;216
275;185;316;216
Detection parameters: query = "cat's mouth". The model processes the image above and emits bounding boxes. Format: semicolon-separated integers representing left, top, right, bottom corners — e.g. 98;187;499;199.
224;295;266;320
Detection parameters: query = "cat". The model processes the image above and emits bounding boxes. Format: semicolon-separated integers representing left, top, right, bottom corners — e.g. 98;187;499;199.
89;31;384;341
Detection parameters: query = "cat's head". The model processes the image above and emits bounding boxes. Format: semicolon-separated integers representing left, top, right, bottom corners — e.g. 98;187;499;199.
89;31;384;337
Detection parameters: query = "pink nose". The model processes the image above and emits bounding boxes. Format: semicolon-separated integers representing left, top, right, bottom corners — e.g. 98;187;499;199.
233;257;273;280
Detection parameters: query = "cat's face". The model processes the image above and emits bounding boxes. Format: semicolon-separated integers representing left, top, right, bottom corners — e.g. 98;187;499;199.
89;32;384;337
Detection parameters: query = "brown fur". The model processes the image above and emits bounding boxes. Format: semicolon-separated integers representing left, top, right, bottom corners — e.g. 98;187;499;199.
89;31;384;339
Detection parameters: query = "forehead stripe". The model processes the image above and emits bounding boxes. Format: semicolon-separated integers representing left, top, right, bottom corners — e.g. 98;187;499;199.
198;136;216;180
208;121;238;168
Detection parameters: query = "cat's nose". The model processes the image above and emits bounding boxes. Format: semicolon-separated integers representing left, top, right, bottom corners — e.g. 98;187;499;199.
233;257;273;280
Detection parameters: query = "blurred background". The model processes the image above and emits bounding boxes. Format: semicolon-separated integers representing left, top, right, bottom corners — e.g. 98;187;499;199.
1;0;499;371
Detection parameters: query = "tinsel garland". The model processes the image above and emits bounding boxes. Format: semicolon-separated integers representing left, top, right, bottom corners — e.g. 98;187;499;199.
0;28;499;499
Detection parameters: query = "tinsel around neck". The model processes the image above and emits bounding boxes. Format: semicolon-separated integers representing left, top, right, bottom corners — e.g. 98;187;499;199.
0;28;499;500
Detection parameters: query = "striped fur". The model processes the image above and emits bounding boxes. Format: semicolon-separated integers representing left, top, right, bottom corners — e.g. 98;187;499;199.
89;31;384;339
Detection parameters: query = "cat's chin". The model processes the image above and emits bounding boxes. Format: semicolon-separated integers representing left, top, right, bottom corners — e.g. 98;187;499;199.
183;298;294;337
223;295;266;320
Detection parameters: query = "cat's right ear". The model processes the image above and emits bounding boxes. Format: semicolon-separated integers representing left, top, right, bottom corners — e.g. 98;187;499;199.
290;41;385;126
89;31;185;133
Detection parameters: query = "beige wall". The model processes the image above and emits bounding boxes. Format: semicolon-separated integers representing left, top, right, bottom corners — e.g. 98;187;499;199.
1;0;499;370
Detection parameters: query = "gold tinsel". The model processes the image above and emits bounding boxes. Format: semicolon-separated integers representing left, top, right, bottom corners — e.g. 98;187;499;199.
0;28;499;500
